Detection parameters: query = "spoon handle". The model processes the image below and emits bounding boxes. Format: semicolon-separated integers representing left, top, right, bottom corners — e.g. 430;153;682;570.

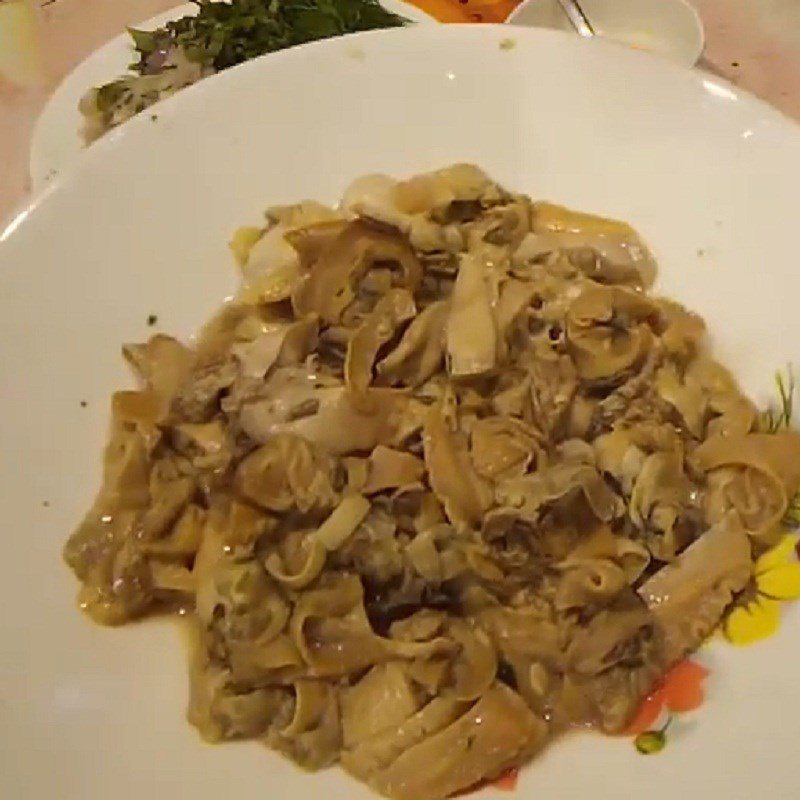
556;0;595;37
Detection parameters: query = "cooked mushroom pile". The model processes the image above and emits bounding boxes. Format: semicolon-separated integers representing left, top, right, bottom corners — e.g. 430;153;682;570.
64;165;800;800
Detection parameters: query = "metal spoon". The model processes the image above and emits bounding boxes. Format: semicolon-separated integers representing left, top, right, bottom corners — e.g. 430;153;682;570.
556;0;595;37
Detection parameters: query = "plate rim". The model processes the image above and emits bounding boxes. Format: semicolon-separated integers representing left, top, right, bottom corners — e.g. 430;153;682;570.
20;23;800;229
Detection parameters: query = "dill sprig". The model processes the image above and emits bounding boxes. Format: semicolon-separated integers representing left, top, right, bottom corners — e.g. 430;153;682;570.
759;366;796;433
784;493;800;529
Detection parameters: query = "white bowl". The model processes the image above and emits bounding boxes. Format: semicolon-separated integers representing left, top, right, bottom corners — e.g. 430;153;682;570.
507;0;705;67
2;23;800;800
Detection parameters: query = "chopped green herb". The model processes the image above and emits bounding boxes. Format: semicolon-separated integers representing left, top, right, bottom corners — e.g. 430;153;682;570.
634;717;672;755
129;0;407;74
95;80;127;113
87;0;407;138
128;27;159;54
760;366;795;433
147;314;159;326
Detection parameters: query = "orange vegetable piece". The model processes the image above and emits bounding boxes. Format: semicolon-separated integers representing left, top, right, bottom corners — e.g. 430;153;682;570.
662;660;710;713
624;660;710;735
492;768;519;791
401;0;473;22
624;688;665;735
468;0;521;22
402;0;520;23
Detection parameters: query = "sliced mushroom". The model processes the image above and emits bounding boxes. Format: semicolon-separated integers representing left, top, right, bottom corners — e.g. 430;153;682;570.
123;334;194;416
470;416;541;480
363;446;425;494
378;300;449;387
445;251;497;377
239;202;344;303
292;220;422;324
565;284;660;381
423;405;492;529
638;514;751;662
530;202;656;287
694;431;800;544
231;316;319;379
235;433;337;513
345;289;416;406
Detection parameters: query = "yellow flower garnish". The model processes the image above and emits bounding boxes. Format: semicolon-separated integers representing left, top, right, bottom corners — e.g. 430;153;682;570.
724;535;800;646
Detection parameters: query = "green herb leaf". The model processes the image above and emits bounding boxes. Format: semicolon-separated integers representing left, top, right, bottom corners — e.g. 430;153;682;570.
784;492;800;528
760;365;796;433
128;0;407;74
95;80;127;113
128;27;158;55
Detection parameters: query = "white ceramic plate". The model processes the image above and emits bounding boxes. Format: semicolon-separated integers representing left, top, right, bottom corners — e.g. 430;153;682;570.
29;0;433;190
3;23;800;800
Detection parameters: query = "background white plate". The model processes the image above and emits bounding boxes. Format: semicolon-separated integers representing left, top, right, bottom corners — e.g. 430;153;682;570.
29;0;433;190
3;24;800;800
507;0;705;68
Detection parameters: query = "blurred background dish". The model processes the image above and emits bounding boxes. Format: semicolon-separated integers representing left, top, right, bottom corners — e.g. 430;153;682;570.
28;0;433;191
6;1;800;226
507;0;705;67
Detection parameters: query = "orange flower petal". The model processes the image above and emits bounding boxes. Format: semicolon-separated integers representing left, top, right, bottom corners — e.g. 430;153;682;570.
624;686;665;735
662;660;709;713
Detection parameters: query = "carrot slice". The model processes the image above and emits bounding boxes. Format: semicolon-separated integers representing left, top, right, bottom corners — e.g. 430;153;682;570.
401;0;473;22
493;768;519;791
401;0;519;23
663;660;709;713
623;687;665;735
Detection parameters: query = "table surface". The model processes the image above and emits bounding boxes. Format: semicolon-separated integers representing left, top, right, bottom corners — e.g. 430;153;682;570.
2;0;799;223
